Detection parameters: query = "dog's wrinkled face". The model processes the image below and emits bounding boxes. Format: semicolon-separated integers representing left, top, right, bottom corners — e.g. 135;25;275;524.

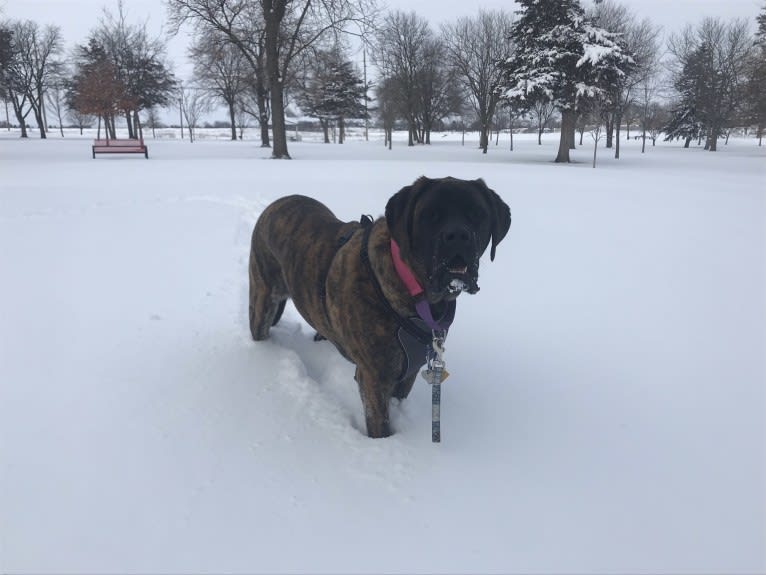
386;176;511;303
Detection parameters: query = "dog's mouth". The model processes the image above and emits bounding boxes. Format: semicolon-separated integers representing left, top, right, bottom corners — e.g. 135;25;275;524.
430;255;480;298
447;256;469;276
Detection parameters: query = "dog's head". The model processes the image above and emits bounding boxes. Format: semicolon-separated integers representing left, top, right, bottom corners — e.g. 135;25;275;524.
385;176;511;303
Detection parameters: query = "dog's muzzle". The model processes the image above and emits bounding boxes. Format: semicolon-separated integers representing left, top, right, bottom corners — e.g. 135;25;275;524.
428;224;480;298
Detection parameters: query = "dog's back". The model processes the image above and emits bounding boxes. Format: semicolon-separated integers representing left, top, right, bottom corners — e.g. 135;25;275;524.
249;195;348;340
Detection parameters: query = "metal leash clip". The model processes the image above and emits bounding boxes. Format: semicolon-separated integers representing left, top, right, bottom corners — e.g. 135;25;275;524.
422;331;448;385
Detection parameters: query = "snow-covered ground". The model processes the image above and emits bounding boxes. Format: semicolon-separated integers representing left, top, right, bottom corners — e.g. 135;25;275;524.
1;130;764;574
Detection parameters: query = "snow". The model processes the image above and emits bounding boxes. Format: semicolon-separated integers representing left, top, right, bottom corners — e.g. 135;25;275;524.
577;43;618;68
1;129;764;573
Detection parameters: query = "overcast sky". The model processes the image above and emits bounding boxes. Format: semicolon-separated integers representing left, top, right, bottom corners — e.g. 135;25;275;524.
2;0;762;81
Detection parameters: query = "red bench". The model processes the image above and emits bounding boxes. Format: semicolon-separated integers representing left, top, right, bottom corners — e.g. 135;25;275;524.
92;138;149;159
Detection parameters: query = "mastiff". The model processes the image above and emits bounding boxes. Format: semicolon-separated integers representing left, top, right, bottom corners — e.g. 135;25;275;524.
248;176;511;438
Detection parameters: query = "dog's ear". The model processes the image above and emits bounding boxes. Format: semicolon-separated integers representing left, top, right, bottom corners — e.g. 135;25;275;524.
385;176;431;237
475;178;511;261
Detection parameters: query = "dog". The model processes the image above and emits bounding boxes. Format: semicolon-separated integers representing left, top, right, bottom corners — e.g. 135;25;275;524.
249;176;511;438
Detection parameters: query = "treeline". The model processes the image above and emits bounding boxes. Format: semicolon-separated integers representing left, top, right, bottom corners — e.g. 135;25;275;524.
0;2;176;140
1;0;764;161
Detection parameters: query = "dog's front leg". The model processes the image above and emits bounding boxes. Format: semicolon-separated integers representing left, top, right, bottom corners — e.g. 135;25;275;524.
354;367;393;438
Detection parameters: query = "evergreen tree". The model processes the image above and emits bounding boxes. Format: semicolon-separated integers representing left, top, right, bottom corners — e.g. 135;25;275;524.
300;48;367;144
663;45;706;147
499;0;630;163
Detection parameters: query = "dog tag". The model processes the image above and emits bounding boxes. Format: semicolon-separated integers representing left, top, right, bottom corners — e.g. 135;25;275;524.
421;368;449;385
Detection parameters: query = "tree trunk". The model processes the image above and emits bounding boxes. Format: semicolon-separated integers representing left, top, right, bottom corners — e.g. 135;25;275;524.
228;100;237;141
479;124;489;154
641;128;647;153
614;113;623;159
538;125;543;145
35;108;46;139
593;132;599;168
555;109;574;163
568;120;576;149
708;129;718;151
56;107;64;138
134;110;143;140
338;117;345;144
321;119;330;143
605;115;613;149
683;136;692;148
264;1;289;159
578;127;584;146
256;80;271;148
125;111;134;139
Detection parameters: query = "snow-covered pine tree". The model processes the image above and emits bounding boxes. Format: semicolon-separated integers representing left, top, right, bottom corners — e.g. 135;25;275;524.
299;48;367;144
663;45;707;148
500;0;630;163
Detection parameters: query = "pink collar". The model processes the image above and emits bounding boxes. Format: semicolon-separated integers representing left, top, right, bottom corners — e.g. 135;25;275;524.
390;239;424;298
389;237;455;332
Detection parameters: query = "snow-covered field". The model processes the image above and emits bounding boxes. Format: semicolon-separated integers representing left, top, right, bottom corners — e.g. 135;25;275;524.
1;130;764;574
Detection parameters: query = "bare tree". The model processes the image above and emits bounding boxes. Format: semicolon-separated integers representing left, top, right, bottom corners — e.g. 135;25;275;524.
373;10;431;147
45;73;67;137
145;106;161;138
590;1;662;158
530;99;556;145
637;70;663;153
375;75;398;150
415;34;461;144
189;29;248;141
3;20;62;138
0;21;33;137
442;9;514;153
180;85;209;142
67;108;94;135
167;0;376;159
235;104;250;139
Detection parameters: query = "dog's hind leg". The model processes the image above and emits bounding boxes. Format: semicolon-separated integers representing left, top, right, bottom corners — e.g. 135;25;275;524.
249;248;287;341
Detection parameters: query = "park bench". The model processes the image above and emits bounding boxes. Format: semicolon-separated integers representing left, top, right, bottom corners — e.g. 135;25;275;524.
92;138;149;159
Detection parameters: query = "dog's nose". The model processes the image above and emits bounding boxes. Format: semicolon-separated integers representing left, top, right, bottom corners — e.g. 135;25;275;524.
442;225;472;248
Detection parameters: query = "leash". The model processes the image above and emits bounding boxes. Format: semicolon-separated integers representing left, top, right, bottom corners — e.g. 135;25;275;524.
422;331;448;442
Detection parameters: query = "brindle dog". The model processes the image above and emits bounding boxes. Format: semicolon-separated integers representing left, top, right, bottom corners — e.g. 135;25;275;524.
249;176;511;438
